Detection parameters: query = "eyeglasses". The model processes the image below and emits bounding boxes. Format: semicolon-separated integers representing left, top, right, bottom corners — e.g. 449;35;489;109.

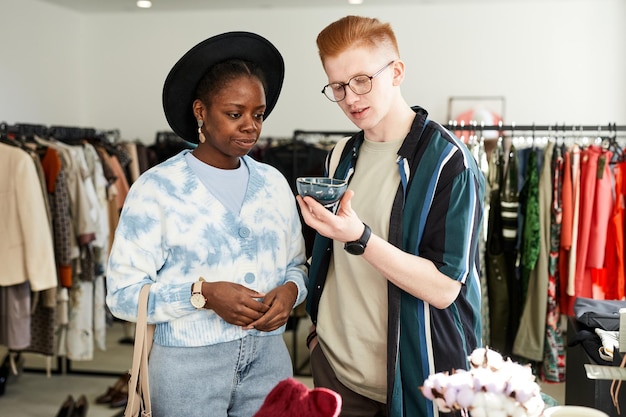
321;61;395;103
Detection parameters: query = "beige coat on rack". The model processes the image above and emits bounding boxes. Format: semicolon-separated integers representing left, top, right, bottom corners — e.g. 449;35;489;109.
0;142;56;291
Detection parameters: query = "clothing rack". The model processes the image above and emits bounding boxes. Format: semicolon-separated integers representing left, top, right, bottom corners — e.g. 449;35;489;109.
445;122;626;134
291;129;356;182
292;129;357;139
1;120;126;379
259;130;356;194
1;122;118;139
49;125;96;141
154;130;187;144
11;122;49;138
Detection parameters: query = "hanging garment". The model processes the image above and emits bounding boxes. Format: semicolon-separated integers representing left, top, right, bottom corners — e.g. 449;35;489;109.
24;145;57;312
566;145;581;315
519;149;540;304
586;148;613;270
0;283;32;350
558;147;574;315
501;143;520;248
0;142;57;291
591;158;624;300
543;144;566;382
574;145;603;299
67;266;95;362
103;151;130;212
93;275;106;352
586;148;614;299
501;143;523;352
56;288;69;357
41;147;73;288
25;146;53;230
485;144;510;354
82;143;109;351
598;162;626;300
93;144;121;253
21;290;57;356
135;142;150;174
123;142;141;183
514;143;553;362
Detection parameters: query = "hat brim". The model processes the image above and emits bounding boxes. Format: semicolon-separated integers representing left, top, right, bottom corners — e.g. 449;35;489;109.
162;31;284;143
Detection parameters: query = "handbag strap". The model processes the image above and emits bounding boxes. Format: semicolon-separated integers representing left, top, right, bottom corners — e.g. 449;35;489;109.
125;284;154;416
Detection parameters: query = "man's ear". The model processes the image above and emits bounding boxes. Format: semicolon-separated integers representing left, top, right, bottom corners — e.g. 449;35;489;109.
392;60;405;86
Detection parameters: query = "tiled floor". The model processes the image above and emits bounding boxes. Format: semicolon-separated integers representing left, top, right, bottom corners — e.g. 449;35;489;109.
0;319;564;417
0;319;314;417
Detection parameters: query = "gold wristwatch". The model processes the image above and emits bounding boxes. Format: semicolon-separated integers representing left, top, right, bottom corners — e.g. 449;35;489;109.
190;277;207;309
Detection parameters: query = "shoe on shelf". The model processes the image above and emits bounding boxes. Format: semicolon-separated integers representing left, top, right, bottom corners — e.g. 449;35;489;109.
95;386;117;404
118;336;135;345
96;373;130;404
2;352;24;383
109;384;129;409
0;361;9;397
71;395;88;417
55;395;75;417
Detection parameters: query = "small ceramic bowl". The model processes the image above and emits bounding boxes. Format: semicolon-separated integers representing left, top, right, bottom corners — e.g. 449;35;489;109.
296;177;348;207
542;406;609;417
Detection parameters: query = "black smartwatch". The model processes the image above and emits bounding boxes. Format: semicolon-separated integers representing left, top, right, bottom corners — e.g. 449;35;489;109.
344;223;371;255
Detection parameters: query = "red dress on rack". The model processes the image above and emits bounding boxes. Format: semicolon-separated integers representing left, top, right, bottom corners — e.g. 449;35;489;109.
592;160;626;300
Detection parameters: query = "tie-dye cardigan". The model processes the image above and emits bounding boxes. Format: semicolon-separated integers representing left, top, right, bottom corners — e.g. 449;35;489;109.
106;150;308;347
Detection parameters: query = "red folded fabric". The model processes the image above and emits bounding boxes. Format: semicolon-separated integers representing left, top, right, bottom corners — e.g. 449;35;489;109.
253;378;341;417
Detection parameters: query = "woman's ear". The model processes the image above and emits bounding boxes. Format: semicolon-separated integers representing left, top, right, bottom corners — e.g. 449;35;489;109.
192;99;205;120
193;99;207;144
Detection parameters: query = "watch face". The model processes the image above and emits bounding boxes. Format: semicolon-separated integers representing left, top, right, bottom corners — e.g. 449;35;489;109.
190;293;206;309
344;242;365;255
344;223;370;255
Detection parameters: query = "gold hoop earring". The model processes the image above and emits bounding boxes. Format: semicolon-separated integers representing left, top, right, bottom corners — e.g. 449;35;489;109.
197;119;206;144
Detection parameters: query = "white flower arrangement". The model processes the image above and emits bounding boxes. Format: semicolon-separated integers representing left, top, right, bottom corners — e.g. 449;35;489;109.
420;347;545;417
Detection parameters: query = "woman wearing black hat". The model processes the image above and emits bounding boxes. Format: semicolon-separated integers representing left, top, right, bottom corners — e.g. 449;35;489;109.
106;32;308;417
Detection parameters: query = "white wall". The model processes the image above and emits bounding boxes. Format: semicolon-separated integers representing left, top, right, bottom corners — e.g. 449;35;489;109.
1;0;85;126
2;0;625;143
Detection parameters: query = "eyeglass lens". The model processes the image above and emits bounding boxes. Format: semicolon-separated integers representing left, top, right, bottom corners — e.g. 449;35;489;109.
322;61;394;102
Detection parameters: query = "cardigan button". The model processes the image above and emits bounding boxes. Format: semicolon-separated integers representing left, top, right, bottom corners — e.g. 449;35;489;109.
239;227;250;238
244;272;255;284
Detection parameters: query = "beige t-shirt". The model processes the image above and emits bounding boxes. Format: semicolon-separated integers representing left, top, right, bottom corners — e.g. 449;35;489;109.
317;137;402;403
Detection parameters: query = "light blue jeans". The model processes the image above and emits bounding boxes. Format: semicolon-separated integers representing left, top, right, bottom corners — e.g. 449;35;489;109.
149;335;292;417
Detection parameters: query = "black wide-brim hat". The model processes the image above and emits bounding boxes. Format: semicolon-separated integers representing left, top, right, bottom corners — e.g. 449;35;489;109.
162;31;285;143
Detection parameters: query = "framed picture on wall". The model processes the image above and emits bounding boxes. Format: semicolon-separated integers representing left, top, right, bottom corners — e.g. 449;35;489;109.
447;95;506;142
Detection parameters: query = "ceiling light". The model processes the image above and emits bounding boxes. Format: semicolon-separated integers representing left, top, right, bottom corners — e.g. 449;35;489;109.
137;0;152;8
348;0;364;4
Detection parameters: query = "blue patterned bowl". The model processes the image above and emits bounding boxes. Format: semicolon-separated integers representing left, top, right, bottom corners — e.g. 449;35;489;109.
296;177;348;207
